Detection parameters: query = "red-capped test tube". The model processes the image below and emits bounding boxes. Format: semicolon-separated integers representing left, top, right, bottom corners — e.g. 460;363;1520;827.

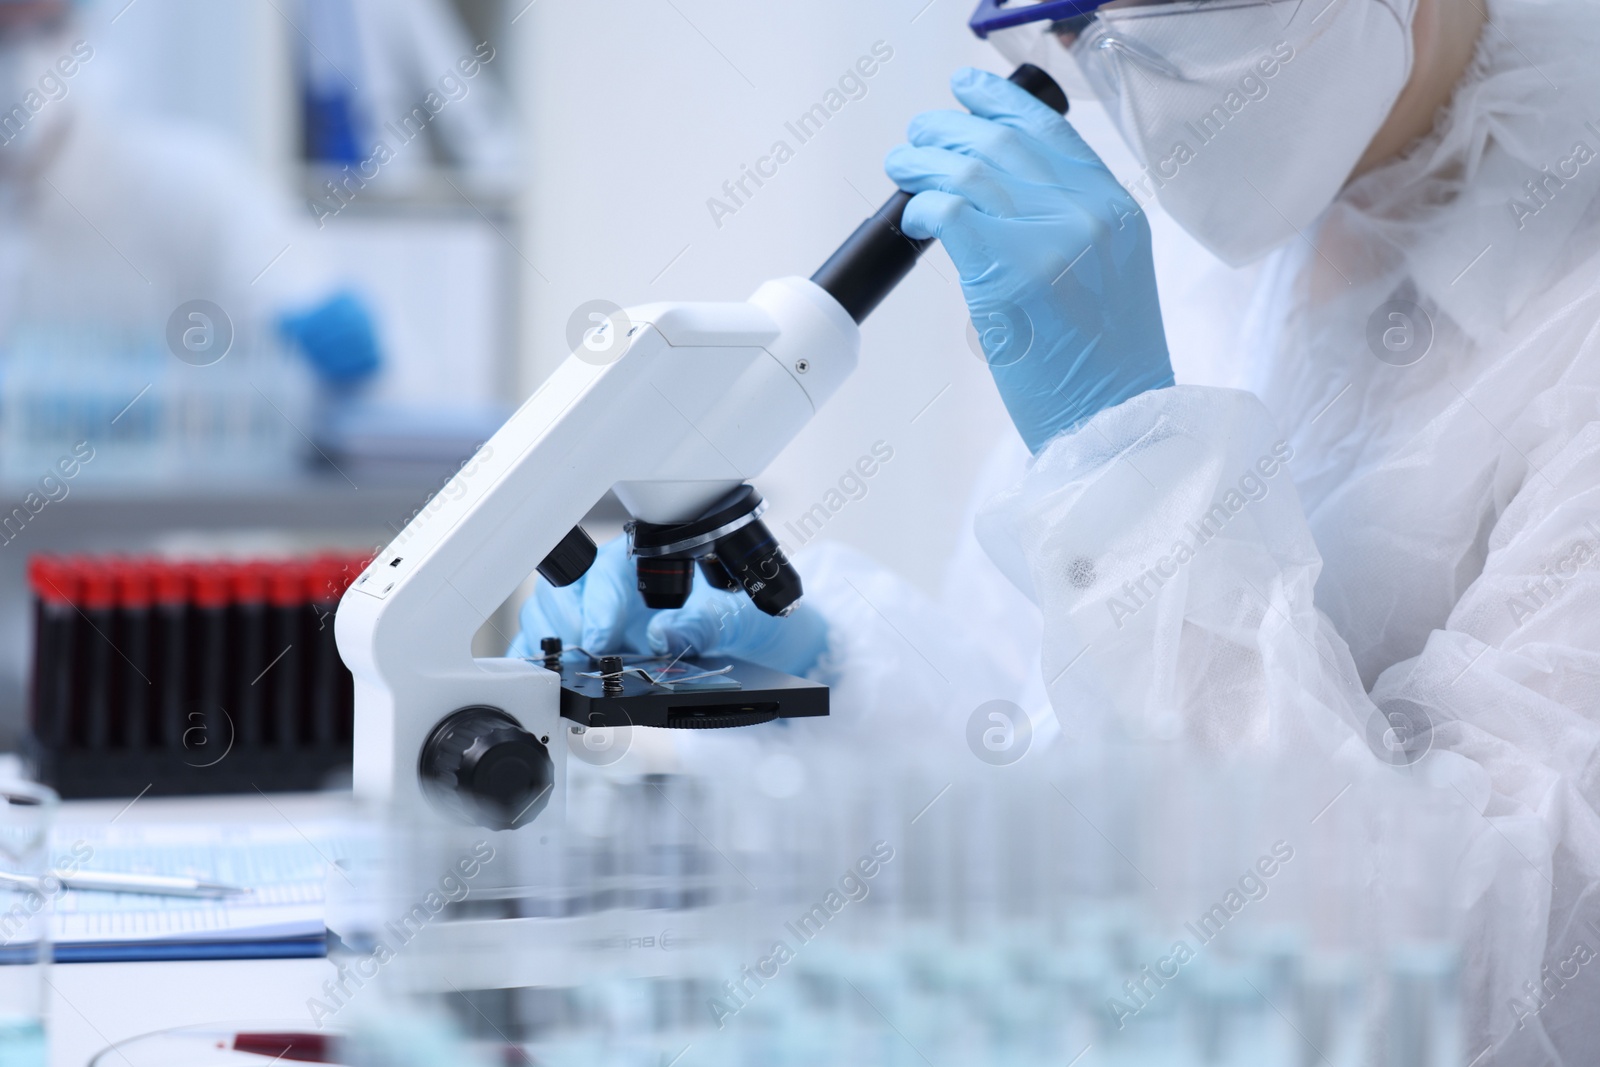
306;556;347;749
269;561;306;751
115;559;155;752
153;560;190;751
228;562;270;749
79;558;118;751
187;562;232;761
27;557;79;751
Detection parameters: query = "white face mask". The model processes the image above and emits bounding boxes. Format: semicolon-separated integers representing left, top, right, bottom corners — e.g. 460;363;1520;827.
995;0;1417;266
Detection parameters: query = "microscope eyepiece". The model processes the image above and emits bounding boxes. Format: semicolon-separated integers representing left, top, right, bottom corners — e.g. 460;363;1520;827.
810;63;1068;324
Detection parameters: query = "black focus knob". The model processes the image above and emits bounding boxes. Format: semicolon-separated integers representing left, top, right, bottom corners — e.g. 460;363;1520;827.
599;656;625;695
418;706;553;830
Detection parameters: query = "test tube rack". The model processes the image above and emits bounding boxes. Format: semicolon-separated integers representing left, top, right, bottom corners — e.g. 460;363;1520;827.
25;552;371;798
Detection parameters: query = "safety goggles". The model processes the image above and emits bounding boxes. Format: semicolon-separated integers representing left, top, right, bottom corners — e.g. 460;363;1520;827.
969;0;1303;100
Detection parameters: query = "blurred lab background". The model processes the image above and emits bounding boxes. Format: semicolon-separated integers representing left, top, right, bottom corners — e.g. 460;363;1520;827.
0;0;1246;760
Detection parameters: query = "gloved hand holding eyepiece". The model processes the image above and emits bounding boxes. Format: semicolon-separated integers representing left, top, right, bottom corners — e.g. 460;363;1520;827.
886;67;1174;454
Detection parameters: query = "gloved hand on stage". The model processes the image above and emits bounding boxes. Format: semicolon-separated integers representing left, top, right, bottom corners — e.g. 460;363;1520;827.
507;536;827;677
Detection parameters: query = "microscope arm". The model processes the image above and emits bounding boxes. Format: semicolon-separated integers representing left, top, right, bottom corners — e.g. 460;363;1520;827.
336;63;1067;826
335;277;857;811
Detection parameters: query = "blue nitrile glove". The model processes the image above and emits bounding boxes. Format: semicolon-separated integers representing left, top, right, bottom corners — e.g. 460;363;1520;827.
885;68;1174;454
278;290;383;386
507;535;828;677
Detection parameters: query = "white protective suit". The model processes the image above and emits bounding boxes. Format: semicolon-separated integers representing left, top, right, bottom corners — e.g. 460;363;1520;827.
968;0;1600;1060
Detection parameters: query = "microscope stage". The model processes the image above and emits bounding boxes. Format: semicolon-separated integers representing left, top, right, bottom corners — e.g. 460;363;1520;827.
556;655;828;730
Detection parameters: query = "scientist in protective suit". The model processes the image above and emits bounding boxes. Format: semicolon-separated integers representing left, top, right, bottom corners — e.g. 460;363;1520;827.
517;0;1600;1059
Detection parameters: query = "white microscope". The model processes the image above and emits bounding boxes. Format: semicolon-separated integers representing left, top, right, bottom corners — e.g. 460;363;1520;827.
332;71;1066;971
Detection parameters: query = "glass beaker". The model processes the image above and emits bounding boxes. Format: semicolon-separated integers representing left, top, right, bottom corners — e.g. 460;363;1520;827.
0;780;57;1067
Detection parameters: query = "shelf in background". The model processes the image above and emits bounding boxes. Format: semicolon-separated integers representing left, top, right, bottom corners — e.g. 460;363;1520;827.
21;474;629;534
300;164;520;215
9;468;452;535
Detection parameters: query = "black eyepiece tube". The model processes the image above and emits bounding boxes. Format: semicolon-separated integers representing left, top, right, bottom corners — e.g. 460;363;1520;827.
809;63;1069;324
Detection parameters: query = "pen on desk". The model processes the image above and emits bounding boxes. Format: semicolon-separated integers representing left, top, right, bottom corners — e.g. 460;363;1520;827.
0;869;251;898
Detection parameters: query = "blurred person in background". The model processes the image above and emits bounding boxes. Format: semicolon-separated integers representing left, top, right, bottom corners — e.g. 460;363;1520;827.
0;0;382;475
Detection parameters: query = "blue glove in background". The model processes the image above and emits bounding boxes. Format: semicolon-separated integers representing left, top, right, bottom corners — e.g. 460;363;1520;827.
886;68;1174;454
278;290;383;386
507;536;828;678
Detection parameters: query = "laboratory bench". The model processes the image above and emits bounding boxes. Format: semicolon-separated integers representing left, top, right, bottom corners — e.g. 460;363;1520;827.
43;791;344;1067
48;957;336;1067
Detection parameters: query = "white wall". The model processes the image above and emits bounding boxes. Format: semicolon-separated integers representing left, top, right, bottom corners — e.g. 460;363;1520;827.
517;1;1026;596
514;0;1244;596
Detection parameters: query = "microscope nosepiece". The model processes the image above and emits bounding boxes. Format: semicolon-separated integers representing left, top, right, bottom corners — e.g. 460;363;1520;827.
712;518;802;618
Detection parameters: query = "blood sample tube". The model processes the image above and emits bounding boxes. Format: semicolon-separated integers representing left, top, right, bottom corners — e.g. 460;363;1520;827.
28;556;78;752
336;555;371;741
229;1032;334;1063
268;561;306;750
229;562;269;750
80;557;118;750
306;557;344;750
115;559;154;752
152;560;190;751
188;562;232;763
